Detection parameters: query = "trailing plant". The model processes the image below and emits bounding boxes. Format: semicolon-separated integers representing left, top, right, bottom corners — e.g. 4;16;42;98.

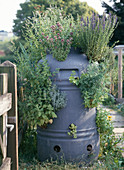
96;107;124;166
69;62;110;108
25;7;75;61
50;85;67;112
75;12;118;62
12;42;67;129
68;123;77;138
11;8;71;129
13;43;56;128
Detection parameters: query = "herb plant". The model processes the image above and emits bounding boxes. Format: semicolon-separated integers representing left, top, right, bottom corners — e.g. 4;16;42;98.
96;107;123;163
29;7;74;61
68;123;77;138
12;24;67;128
50;85;67;112
69;62;110;108
75;12;118;62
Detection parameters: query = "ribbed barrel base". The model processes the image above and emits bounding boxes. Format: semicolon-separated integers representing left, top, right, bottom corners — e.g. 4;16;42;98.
37;126;100;164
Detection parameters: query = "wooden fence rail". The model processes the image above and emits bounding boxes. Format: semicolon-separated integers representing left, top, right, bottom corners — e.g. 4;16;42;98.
0;61;18;170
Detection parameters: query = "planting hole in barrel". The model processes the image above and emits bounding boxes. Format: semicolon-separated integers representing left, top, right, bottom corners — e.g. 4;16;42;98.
54;145;61;152
87;144;92;151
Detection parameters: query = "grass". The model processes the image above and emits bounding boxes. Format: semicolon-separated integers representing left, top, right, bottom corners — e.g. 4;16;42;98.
19;155;124;170
18;126;124;170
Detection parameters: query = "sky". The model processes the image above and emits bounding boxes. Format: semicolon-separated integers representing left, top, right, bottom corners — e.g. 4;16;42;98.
0;0;114;32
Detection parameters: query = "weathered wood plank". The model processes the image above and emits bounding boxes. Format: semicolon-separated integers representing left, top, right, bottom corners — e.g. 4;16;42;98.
0;61;18;170
0;74;8;160
118;48;123;99
0;134;4;157
0;93;12;116
0;157;11;170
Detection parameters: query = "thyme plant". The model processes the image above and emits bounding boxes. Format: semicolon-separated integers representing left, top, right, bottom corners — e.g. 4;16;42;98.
50;85;67;112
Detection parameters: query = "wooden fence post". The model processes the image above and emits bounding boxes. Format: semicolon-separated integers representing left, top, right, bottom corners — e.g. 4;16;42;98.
0;61;18;170
115;45;124;99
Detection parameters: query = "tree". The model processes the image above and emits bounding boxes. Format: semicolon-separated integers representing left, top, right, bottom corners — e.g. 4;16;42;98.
13;0;97;38
102;0;124;44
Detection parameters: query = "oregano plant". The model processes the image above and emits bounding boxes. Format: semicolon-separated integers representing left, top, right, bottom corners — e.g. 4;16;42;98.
69;62;110;108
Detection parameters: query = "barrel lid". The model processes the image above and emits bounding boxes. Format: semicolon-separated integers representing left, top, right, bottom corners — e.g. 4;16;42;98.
46;48;89;73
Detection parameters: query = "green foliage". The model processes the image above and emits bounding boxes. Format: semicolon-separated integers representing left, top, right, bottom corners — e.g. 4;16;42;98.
12;8;69;128
14;43;57;127
50;85;67;112
19;128;37;161
30;7;74;61
117;103;124;116
102;0;124;45
13;0;97;38
96;107;124;166
69;62;110;108
75;12;118;62
102;94;116;106
68;123;77;138
0;40;14;55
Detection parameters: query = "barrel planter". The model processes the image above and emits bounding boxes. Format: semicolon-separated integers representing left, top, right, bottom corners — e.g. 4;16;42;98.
37;48;100;164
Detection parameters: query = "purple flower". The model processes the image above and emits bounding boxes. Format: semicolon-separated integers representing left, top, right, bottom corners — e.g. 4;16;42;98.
61;39;64;42
81;17;86;26
49;38;53;42
56;22;61;27
66;39;70;43
54;36;57;40
51;25;56;30
70;32;73;35
87;17;89;26
81;17;84;21
57;33;60;36
41;32;44;35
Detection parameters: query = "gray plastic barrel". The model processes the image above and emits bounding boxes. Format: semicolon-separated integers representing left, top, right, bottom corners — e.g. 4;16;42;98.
37;48;100;163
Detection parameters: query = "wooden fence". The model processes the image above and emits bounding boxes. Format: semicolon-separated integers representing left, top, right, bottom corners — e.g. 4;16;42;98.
0;61;18;170
114;45;124;99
